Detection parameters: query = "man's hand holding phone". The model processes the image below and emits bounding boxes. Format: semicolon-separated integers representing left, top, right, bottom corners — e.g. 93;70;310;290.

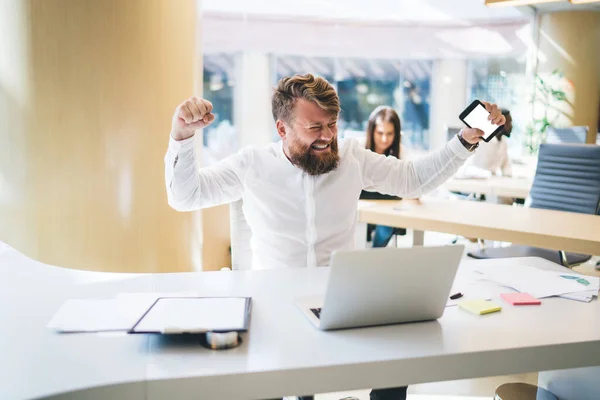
459;100;506;145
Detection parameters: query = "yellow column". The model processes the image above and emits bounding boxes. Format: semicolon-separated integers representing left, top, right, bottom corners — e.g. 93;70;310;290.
0;0;201;273
537;11;600;142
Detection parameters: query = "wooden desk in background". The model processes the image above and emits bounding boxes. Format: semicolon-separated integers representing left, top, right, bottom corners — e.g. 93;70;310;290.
358;198;600;255
443;176;533;199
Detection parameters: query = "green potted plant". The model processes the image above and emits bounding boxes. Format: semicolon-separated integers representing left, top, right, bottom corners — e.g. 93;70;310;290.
524;69;572;155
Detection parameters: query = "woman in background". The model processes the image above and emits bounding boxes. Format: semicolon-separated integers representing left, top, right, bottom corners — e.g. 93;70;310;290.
466;108;514;205
366;106;402;158
468;108;512;177
363;106;405;248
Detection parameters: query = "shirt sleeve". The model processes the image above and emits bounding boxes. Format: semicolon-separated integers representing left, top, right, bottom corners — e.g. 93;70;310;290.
359;135;473;198
164;135;249;211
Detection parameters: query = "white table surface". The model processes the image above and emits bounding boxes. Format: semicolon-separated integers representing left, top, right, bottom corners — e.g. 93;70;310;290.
444;175;532;199
2;243;600;400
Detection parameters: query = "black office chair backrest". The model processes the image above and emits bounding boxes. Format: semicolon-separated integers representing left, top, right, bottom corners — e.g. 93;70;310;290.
546;126;588;144
530;143;600;215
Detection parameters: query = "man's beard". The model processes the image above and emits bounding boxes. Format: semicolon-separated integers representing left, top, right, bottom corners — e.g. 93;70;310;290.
288;136;340;176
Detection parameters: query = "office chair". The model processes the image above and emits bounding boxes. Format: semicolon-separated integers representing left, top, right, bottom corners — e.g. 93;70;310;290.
365;224;406;247
546;126;588;144
360;190;406;247
469;143;600;268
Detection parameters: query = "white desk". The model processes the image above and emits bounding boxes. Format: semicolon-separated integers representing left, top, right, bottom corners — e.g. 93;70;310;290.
2;244;600;400
443;176;533;200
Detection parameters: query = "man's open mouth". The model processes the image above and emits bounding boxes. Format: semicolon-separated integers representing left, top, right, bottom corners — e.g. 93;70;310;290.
311;143;330;151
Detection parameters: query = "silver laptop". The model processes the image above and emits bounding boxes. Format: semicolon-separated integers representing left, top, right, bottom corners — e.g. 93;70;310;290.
297;245;464;330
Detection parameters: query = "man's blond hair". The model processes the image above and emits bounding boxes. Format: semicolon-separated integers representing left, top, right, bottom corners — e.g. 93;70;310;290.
272;73;340;124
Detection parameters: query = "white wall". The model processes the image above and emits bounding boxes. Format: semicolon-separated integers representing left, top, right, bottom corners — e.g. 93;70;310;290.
234;52;275;147
429;59;468;150
229;52;274;271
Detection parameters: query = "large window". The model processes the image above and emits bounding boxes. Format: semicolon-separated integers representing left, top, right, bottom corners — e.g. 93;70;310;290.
468;58;528;154
202;54;434;159
273;56;433;150
202;53;236;165
398;66;431;150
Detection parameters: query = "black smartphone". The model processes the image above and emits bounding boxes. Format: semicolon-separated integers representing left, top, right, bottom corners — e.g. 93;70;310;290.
459;100;504;143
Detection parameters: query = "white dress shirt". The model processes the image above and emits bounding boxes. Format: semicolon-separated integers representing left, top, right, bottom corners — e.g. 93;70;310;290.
468;136;512;177
165;135;472;269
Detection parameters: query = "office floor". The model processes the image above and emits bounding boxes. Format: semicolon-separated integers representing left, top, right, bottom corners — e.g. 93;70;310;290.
314;229;599;400
315;372;538;400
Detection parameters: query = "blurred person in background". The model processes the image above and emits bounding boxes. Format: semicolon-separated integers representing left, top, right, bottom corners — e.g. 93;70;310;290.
362;106;406;247
468;108;512;178
466;108;514;206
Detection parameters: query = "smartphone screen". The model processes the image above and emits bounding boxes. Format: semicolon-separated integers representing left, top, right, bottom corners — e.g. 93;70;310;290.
463;103;500;140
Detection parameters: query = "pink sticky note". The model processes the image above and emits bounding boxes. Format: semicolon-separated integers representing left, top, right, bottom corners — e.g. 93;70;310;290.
501;293;541;306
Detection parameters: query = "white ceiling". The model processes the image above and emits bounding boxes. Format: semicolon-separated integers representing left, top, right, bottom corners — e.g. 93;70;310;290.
202;0;527;25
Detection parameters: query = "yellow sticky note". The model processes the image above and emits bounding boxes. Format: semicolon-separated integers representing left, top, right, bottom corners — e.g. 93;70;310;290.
458;299;502;315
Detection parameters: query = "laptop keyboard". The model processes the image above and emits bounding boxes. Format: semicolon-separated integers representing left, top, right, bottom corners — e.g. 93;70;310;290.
310;308;322;319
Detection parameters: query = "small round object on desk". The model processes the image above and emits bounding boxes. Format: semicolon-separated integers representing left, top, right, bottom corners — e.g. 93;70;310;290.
494;383;557;400
201;331;242;350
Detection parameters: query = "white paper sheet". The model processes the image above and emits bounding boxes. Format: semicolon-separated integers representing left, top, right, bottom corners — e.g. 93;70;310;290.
474;265;599;299
47;298;150;332
454;165;492;180
116;292;200;310
559;290;597;303
48;292;201;332
0;241;11;255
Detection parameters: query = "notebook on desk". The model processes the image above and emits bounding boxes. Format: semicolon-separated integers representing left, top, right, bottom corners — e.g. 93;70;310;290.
48;295;252;334
130;297;252;334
